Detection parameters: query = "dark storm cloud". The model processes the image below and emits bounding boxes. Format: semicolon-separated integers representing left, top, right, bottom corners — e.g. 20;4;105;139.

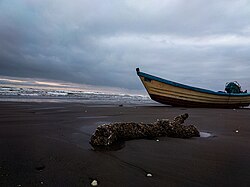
0;0;250;91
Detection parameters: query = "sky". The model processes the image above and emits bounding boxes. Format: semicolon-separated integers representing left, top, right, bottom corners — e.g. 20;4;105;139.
0;0;250;93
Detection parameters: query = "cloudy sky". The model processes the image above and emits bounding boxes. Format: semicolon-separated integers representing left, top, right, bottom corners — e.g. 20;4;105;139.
0;0;250;92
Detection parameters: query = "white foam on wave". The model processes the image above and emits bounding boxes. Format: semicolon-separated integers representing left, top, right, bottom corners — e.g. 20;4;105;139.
47;91;68;96
19;93;39;96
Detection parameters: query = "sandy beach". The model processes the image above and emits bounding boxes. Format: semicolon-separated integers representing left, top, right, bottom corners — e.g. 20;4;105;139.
0;101;250;186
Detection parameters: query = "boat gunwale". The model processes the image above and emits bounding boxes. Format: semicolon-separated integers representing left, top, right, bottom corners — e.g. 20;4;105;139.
137;71;250;97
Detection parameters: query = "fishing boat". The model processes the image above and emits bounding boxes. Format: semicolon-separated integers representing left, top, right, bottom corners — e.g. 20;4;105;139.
136;68;250;108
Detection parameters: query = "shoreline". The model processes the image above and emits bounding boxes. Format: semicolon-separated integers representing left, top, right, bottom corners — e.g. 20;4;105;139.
1;101;250;186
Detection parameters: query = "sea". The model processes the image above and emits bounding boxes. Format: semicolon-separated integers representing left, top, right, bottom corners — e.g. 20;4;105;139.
0;85;155;105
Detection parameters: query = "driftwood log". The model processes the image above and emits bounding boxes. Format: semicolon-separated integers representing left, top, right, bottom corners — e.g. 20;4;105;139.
90;113;200;146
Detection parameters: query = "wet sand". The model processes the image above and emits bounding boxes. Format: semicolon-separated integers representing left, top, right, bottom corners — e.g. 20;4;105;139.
0;101;250;186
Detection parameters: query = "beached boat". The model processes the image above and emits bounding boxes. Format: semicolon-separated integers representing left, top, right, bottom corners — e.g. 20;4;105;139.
136;68;250;108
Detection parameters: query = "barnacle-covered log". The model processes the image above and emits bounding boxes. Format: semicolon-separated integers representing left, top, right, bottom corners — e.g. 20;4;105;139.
90;113;200;146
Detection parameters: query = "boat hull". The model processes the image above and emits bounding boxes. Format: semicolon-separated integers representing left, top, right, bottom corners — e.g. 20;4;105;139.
149;94;249;108
137;69;250;108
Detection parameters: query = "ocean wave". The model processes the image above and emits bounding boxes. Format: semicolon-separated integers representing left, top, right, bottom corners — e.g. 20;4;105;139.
0;86;153;104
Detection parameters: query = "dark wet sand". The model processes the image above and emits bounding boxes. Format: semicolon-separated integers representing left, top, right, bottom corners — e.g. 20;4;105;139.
0;102;250;187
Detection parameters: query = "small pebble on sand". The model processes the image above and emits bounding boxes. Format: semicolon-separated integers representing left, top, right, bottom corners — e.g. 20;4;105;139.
235;130;239;133
146;173;153;177
91;180;98;186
